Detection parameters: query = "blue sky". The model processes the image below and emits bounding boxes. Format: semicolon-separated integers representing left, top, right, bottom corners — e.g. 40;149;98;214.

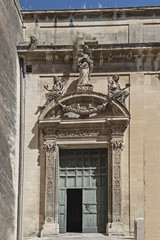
20;0;160;10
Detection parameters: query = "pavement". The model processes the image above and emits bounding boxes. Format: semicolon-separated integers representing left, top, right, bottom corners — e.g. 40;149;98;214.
24;233;134;240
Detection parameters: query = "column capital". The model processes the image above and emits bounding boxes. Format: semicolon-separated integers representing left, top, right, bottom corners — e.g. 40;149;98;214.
111;138;124;151
42;140;56;152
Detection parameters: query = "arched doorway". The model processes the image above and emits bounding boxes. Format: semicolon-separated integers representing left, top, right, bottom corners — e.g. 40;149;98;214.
39;92;130;237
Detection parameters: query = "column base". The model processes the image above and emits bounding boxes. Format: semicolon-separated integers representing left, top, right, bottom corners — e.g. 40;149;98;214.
106;222;125;236
41;223;59;237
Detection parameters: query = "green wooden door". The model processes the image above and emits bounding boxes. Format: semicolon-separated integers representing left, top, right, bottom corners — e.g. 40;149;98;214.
83;188;108;233
59;189;66;233
59;149;108;233
83;188;98;232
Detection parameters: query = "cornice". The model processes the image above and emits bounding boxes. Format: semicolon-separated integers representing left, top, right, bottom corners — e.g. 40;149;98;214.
21;6;160;25
17;42;160;64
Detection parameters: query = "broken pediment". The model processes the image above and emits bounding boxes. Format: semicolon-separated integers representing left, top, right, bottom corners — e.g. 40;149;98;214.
39;91;130;121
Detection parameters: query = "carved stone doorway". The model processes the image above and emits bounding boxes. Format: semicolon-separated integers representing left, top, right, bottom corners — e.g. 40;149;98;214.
39;90;130;237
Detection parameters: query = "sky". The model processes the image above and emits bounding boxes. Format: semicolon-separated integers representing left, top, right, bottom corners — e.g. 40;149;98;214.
20;0;160;10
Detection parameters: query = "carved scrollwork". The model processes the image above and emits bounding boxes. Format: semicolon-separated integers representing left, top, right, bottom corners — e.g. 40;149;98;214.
77;84;94;93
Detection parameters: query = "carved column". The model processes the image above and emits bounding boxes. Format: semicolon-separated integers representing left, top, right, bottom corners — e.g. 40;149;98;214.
41;140;59;236
107;133;125;236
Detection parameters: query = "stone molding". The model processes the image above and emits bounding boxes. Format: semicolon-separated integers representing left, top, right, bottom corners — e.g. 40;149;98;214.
43;128;112;137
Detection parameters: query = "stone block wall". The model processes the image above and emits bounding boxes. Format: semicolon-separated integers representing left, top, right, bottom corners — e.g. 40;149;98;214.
0;1;23;240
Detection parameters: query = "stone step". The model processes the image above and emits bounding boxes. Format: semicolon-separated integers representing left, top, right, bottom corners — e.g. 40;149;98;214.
24;233;134;240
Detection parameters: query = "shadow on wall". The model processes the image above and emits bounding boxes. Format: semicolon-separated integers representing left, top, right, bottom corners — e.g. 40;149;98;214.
0;124;15;240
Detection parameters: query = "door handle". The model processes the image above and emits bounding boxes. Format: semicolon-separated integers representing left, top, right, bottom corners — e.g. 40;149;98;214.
83;203;96;214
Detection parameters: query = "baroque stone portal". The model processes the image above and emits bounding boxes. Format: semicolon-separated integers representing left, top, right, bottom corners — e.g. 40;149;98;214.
38;45;130;237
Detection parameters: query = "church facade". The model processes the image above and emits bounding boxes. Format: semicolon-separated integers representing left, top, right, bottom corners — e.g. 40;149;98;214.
1;3;160;240
19;7;160;238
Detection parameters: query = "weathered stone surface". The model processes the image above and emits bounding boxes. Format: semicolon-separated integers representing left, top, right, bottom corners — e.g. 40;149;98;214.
0;1;22;240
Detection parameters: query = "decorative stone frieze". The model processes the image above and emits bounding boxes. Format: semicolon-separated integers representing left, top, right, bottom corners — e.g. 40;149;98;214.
43;128;112;137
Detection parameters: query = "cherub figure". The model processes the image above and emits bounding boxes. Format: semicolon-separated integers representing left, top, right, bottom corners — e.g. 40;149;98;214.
108;74;131;105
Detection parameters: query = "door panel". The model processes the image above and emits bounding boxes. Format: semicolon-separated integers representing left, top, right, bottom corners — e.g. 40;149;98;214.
83;189;98;232
59;148;108;233
59;189;66;233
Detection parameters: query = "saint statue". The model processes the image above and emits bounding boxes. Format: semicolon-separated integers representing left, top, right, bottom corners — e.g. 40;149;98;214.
77;45;93;85
108;74;131;105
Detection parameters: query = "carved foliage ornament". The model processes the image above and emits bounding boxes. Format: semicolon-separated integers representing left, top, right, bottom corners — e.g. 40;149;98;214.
111;139;124;151
42;141;56;152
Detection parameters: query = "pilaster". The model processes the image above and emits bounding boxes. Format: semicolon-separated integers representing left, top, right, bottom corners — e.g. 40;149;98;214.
41;140;59;236
107;133;125;236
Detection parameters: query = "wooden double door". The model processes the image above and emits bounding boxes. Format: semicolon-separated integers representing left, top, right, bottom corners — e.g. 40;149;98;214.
59;149;108;233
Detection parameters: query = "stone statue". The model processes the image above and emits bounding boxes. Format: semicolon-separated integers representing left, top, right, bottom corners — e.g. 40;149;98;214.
44;76;63;93
77;45;93;85
108;74;131;105
41;76;63;110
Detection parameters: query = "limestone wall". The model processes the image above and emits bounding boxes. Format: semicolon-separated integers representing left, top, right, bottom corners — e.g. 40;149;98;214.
21;7;160;239
22;8;160;46
0;1;23;240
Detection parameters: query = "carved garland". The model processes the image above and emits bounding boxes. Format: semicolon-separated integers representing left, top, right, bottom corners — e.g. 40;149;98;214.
59;102;107;117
